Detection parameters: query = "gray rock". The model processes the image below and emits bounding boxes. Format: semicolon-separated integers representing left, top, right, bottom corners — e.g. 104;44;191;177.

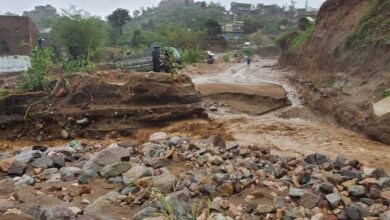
84;192;120;216
345;206;363;220
274;196;285;209
82;145;129;172
208;155;224;166
7;161;26;176
31;156;54;169
341;167;362;180
100;162;131;178
78;170;98;184
60;167;81;176
14;151;40;164
140;142;166;158
299;192;320;209
122;165;153;185
285;207;305;219
348;185;366;197
207;135;226;148
15;174;34;188
27;205;77;220
289;188;305;197
149;132;168;143
151;168;177;193
304;153;329;165
255;205;275;214
319;182;335;194
144;157;170;168
325;193;341;208
381;211;390;220
378;177;390;188
165;190;191;219
107;176;123;183
39;168;59;180
335;155;348;169
120;185;140;195
208;213;234;220
133;207;158;220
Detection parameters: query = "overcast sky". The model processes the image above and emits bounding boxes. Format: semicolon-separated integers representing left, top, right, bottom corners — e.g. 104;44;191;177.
1;0;326;17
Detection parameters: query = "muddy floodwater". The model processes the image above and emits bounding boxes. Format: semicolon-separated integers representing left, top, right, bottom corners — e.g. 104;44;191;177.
191;58;390;173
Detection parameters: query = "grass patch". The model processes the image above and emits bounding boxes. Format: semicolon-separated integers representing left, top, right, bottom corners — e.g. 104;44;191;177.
343;0;390;49
289;24;314;51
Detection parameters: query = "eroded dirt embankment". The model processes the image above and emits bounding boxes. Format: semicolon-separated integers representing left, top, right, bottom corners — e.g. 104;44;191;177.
279;0;390;144
0;71;206;140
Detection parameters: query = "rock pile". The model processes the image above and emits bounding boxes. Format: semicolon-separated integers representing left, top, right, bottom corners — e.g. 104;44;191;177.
0;133;389;220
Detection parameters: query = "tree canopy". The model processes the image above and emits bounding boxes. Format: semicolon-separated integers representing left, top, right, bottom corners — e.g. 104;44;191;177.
107;8;132;35
50;14;108;59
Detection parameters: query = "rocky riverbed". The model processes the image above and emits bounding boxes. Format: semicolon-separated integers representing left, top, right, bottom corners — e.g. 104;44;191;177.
0;131;389;220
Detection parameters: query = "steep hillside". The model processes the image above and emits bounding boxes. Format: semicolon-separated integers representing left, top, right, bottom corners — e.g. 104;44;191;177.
279;0;390;143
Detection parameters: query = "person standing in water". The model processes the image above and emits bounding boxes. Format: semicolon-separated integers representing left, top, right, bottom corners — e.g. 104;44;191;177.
246;56;252;67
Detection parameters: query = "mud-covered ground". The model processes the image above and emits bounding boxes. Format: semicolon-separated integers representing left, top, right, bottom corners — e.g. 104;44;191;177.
187;58;390;173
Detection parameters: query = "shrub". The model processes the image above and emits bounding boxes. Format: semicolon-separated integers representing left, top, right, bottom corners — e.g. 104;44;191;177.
222;54;230;62
18;47;53;91
0;89;6;97
243;48;255;57
179;49;205;65
384;89;390;97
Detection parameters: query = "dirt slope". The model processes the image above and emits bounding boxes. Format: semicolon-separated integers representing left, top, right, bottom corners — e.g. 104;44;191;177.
0;71;206;140
279;0;390;143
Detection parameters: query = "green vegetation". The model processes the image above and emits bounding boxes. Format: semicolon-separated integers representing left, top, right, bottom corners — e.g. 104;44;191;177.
149;188;176;219
107;8;131;35
275;23;314;52
384;89;390;97
289;24;314;50
222;54;231;62
243;48;256;57
179;49;205;65
344;0;390;49
0;89;6;97
18;48;53;91
50;13;108;59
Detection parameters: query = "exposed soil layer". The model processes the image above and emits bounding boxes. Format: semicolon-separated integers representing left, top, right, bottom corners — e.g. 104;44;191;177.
0;71;206;140
279;0;390;144
197;83;290;115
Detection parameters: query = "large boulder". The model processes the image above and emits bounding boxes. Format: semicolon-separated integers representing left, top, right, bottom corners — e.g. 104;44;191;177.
82;144;129;173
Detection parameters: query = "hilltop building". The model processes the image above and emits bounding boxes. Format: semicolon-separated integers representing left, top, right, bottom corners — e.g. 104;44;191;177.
0;16;38;73
159;0;195;8
230;2;252;15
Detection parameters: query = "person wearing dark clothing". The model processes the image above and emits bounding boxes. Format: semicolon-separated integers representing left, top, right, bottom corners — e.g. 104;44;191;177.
246;56;251;67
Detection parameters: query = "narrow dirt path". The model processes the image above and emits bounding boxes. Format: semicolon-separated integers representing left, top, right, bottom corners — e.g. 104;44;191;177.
191;58;390;172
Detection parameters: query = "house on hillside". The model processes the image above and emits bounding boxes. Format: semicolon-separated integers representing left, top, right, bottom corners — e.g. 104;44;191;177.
221;20;244;40
159;0;194;8
230;2;252;15
0;16;38;73
294;8;318;19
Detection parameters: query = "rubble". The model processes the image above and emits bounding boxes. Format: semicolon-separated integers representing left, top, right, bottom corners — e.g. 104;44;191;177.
0;132;389;219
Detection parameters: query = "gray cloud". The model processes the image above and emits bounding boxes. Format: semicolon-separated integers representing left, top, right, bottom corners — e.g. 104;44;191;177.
1;0;325;17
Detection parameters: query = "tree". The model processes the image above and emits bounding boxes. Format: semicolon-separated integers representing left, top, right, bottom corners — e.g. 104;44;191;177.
204;19;221;38
107;9;131;35
201;1;207;9
133;10;141;18
131;29;142;47
51;14;108;59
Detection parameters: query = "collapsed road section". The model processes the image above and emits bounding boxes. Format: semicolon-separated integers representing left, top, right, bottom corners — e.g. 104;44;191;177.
0;71;206;140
